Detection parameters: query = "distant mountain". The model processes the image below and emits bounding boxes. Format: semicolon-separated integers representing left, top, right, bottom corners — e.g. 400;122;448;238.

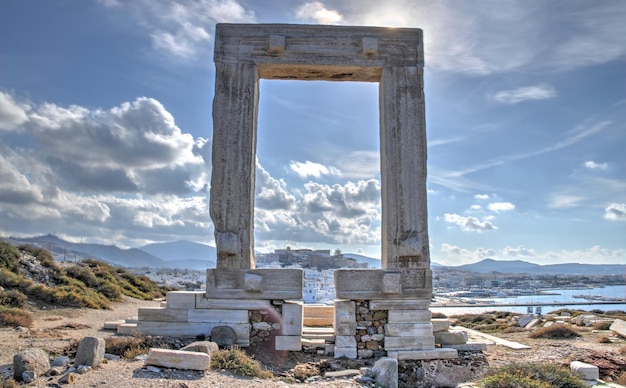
7;234;167;268
139;240;216;269
343;253;381;269
441;258;626;276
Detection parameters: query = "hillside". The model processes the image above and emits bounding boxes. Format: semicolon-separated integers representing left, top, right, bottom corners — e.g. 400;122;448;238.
445;258;626;276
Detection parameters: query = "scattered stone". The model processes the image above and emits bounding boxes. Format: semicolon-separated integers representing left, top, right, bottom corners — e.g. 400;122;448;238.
145;348;211;371
435;330;468;345
324;369;361;378
51;355;71;367
210;326;237;348
13;347;50;381
104;353;121;361
76;365;91;374
74;336;105;367
372;357;398;388
525;318;541;329
146;365;161;373
570;361;599;380
59;372;77;384
517;315;533;327
181;341;219;355
47;367;64;376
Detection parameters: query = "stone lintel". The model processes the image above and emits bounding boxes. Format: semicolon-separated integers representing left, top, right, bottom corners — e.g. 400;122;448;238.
206;268;303;299
335;269;431;299
215;23;423;80
388;348;458;360
370;299;430;311
195;296;271;310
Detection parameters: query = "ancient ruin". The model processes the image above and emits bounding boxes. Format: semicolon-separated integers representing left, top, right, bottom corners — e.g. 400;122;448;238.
128;23;465;363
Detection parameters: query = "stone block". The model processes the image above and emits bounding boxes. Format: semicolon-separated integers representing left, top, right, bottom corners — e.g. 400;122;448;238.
267;34;286;54
394;348;458;360
335;335;357;348
206;268;303;299
370;299;430;311
138;307;188;322
211;326;237;347
372;357;398;388
136;322;250;345
334;300;356;336
387;309;432;323
146;348;210;371
385;336;435;351
434;330;468;345
610;319;626;338
282;301;303;336
74;337;105;367
334;347;357;359
382;272;402;294
275;336;302;351
525;318;541;329
103;320;124;330
385;323;433;337
361;37;378;57
187;309;248;323
13;348;50;381
117;323;138;335
570;361;599;380
448;343;487;351
335;269;431;299
181;341;219;355
195;296;271;310
431;318;450;332
166;291;200;309
517;314;533;327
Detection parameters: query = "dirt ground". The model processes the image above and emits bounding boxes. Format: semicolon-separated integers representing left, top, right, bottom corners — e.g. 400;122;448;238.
1;299;625;387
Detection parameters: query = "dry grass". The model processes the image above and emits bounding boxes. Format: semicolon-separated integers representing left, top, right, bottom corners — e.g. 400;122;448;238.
105;335;174;359
480;363;586;388
210;347;273;379
528;324;580;339
0;307;33;328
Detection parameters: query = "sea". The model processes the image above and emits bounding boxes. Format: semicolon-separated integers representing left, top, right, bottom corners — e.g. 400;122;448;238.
431;285;626;316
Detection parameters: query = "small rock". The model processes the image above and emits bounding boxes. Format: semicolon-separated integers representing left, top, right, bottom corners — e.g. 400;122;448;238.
22;370;36;383
210;326;237;348
59;372;77;384
76;365;91;374
146;365;161;373
104;353;121;361
51;356;71;367
74;337;105;367
13;347;50;381
47;367;64;376
356;376;375;384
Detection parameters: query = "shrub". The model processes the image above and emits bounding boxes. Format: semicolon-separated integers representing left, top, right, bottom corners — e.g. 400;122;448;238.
618;345;626;356
0;242;20;271
479;363;586;388
528;325;580;339
0;307;33;328
0;289;27;308
292;363;320;382
210;347;272;378
432;312;447;318
105;335;173;359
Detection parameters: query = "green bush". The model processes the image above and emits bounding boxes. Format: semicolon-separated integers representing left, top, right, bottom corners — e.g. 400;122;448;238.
0;289;27;308
210;347;273;378
480;363;586;388
0;242;20;271
0;307;33;328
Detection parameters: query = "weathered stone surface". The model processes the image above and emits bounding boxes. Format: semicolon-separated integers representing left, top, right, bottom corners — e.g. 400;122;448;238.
51;355;70;367
165;291;199;309
392;348;458;360
74;337;105;367
385;336;435;351
136;321;249;345
13;348;50;381
187;309;248;323
211;326;237;347
370;299;430;311
386;323;433;337
334;347;357;359
138;307;188;322
609;319;626;338
146;348;211;371
22;370;36;383
448;343;487;351
434;330;468;345
282;301;303;335
206;269;303;299
525;318;541;329
372;357;398;388
335;269;431;299
195;296;271;310
570;361;599;380
517;314;533;327
275;336;302;351
336;335;357;348
431;318;450;332
334;300;356;336
387;309;432;323
181;341;219;355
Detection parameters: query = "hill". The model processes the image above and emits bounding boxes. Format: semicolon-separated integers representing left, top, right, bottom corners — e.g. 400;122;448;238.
139;240;217;269
444;258;626;276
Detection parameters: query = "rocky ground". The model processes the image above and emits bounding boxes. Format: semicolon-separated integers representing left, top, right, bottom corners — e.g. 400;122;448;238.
1;298;625;387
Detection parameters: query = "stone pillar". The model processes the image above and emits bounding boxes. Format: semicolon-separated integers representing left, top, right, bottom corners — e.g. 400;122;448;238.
210;62;259;269
379;65;429;270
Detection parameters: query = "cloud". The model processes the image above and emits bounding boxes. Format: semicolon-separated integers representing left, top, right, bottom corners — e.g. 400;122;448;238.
290;160;340;179
98;0;255;61
490;84;557;104
255;163;296;210
604;203;626;221
296;2;344;24
474;194;490;200
547;194;584;209
0;92;29;131
584;160;608;170
437;243;496;265
502;246;537;258
487;202;515;212
443;213;497;232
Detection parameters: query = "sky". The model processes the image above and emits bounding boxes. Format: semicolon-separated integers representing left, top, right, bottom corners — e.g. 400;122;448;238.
0;1;625;266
